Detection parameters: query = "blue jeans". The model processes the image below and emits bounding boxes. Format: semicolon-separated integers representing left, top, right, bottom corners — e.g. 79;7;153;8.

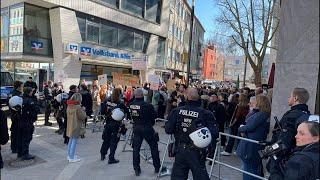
67;137;78;159
242;161;263;180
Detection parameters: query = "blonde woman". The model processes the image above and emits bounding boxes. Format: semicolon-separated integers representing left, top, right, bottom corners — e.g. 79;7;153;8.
236;95;271;180
66;93;87;163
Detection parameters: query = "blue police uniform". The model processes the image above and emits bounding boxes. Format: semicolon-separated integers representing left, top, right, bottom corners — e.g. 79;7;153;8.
17;94;39;159
9;89;22;153
129;97;160;175
269;142;319;180
100;98;130;163
165;100;219;180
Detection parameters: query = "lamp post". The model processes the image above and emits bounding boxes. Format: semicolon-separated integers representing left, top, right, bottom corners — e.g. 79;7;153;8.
186;0;195;87
243;38;249;88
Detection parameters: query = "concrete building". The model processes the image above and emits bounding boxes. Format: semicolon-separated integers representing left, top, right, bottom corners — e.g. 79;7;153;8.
223;54;271;87
1;0;169;89
166;0;205;83
271;0;319;126
202;44;225;81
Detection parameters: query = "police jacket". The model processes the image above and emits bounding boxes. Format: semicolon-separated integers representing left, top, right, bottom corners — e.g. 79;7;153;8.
21;94;39;128
0;108;9;169
24;81;37;90
165;100;219;145
43;86;53;101
129;97;156;127
271;104;310;153
101;97;130;123
11;89;22;97
269;142;319;180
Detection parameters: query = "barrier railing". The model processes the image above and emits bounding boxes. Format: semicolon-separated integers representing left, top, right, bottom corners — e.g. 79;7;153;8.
207;132;267;180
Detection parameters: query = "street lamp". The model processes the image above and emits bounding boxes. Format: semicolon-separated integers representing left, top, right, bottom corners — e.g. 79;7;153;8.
186;0;195;87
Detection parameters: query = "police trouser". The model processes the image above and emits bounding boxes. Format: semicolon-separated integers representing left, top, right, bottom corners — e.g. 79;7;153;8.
10;117;19;152
17;126;34;157
100;121;120;160
132;126;160;170
171;146;209;180
44;100;51;123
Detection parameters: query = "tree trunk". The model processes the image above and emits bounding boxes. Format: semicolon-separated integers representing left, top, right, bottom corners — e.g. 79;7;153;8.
254;64;262;87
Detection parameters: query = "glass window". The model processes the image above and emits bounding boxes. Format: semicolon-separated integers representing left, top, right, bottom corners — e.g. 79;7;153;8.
1;8;9;53
9;4;24;53
24;4;52;56
100;0;118;7
118;28;134;50
167;47;171;58
156;37;165;64
143;34;150;53
77;16;86;41
87;23;100;43
146;0;162;23
121;0;144;17
100;23;118;47
134;32;143;52
235;59;240;65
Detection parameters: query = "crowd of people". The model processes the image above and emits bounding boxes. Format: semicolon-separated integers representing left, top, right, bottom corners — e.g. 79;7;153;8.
0;77;319;180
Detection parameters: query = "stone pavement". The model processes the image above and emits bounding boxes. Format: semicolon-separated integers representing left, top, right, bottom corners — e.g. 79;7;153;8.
1;115;243;180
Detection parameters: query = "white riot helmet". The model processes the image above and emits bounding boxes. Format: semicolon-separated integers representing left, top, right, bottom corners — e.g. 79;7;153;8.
189;127;212;148
308;115;319;123
111;108;125;121
55;93;69;103
9;96;23;107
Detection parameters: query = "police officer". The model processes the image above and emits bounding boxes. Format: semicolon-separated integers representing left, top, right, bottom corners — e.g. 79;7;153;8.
129;88;160;176
165;88;218;180
9;80;24;154
43;80;54;126
269;120;319;180
268;88;310;173
100;88;130;164
17;87;39;160
1;104;9;169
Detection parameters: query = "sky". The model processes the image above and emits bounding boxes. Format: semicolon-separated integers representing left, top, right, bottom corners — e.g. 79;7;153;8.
190;0;220;41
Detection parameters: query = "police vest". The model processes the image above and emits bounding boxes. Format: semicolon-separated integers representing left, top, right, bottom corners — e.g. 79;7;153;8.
175;107;207;144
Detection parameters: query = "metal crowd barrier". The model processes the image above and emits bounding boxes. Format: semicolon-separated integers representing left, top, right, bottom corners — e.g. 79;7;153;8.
207;132;268;180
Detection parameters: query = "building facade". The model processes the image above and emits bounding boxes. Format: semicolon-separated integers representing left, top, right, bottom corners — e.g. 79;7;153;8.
166;0;205;83
1;0;169;89
203;44;216;80
223;54;271;87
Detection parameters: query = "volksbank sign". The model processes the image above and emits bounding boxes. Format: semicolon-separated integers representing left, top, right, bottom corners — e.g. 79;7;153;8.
66;43;134;60
80;46;133;60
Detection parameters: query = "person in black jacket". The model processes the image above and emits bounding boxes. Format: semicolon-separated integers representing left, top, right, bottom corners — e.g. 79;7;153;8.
17;87;40;160
24;77;37;93
268;88;310;173
129;88;160;176
165;88;219;180
9;81;24;154
43;80;54;126
0;105;9;169
80;84;92;128
269;121;319;180
100;88;130;164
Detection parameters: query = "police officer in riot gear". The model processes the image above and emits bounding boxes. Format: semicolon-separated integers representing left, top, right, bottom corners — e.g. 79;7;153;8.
100;88;130;164
9;80;24;154
129;88;160;176
165;88;219;180
18;87;40;160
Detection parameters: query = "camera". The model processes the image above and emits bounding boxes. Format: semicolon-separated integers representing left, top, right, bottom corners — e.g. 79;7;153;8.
258;140;287;159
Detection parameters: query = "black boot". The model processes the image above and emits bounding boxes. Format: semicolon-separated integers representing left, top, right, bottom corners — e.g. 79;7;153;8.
108;158;119;164
22;154;35;160
135;168;141;176
101;154;105;161
44;122;52;126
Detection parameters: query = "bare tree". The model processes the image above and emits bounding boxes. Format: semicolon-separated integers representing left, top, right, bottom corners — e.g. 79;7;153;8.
214;0;279;87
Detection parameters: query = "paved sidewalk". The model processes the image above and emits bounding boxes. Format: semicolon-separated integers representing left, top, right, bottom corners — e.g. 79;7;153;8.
1;115;243;180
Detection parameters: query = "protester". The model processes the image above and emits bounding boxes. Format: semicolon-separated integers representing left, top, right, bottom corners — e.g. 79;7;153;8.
0;105;9;169
66;93;87;163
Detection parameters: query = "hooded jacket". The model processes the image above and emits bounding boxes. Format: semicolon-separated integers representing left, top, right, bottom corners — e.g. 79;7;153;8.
66;100;87;138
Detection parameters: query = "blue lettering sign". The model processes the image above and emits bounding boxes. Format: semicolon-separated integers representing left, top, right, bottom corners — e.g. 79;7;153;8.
81;46;132;60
